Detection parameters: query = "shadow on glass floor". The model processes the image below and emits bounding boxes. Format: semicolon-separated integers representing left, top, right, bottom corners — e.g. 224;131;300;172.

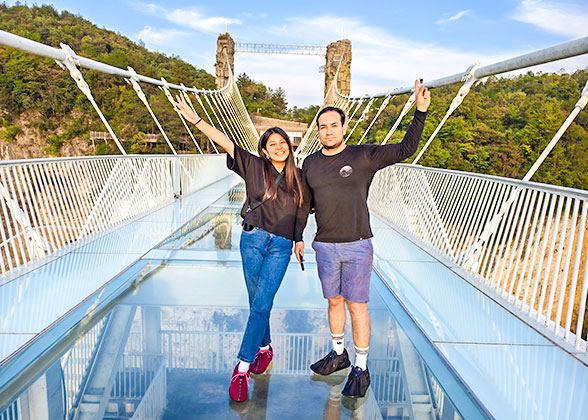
161;183;246;252
0;183;471;419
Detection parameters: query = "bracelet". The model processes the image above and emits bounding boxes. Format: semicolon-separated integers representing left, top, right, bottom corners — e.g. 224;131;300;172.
194;117;203;125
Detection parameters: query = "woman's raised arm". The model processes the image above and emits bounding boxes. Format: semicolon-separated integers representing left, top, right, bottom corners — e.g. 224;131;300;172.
173;94;235;158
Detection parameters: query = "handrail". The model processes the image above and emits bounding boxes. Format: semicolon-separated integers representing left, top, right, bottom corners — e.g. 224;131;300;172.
0;154;228;277
338;36;588;99
0;29;230;93
369;164;588;361
395;164;588;200
0;153;210;167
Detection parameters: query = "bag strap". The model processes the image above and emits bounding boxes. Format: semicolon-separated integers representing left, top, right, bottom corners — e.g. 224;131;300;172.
246;172;285;213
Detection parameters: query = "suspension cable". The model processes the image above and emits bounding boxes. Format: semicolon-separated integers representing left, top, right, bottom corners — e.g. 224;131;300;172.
56;44;126;155
357;93;394;145
180;86;219;153
412;64;480;164
381;93;416;145
345;96;375;144
160;78;203;154
126;67;177;155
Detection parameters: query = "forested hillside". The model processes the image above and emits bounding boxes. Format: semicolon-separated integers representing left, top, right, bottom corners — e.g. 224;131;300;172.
0;3;219;157
0;4;586;189
347;71;588;189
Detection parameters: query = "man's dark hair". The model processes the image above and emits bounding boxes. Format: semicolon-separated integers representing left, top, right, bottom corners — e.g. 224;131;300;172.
317;106;346;125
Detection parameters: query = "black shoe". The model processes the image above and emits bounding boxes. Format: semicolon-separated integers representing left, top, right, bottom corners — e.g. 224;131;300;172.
342;366;370;398
310;349;351;375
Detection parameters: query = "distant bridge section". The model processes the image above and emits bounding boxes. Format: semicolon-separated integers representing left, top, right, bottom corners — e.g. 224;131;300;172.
234;43;326;56
216;33;351;96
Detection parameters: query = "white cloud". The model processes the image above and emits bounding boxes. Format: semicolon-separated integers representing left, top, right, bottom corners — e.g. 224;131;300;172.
133;2;242;33
436;10;470;25
252;16;510;105
512;0;588;37
166;8;242;32
131;2;164;16
137;26;189;46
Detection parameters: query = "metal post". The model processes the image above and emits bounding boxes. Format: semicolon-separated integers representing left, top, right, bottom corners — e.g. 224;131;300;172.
173;157;181;198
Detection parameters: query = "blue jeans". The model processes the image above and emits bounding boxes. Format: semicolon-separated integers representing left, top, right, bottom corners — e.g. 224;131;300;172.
238;227;292;363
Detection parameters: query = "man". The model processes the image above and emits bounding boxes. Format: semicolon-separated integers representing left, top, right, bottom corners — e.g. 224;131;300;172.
294;80;430;398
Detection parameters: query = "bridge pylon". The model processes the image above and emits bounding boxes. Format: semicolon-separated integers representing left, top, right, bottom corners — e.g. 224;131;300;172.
215;33;235;89
324;39;352;97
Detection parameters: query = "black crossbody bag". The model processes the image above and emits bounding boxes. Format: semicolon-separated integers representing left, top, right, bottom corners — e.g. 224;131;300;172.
242;173;285;231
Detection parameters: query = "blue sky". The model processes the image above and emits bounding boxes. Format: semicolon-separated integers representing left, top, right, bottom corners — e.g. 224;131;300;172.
5;0;588;107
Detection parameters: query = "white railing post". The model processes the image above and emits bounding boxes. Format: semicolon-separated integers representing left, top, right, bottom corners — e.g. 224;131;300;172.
173;157;181;198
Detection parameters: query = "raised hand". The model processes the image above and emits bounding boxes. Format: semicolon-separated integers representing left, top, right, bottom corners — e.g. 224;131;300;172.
172;93;235;157
173;94;200;125
415;79;431;112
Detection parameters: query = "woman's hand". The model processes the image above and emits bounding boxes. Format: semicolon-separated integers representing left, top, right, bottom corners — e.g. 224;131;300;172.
173;94;200;125
171;92;235;157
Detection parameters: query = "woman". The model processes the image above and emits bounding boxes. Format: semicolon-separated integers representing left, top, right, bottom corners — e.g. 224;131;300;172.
173;94;305;402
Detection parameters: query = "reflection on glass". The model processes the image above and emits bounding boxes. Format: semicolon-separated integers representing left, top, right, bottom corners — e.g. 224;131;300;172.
161;184;245;251
1;283;466;420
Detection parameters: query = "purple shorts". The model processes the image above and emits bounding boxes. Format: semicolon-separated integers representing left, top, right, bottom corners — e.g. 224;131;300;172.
312;239;373;303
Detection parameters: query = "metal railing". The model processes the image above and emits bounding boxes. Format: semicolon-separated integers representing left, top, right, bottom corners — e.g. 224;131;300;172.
110;354;166;420
129;356;166;420
0;154;228;278
61;317;107;419
369;164;588;359
0;400;19;420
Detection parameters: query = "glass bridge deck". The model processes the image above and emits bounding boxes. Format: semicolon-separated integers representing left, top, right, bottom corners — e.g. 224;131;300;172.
1;178;587;419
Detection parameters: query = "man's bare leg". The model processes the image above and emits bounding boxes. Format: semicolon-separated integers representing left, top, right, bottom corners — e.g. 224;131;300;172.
328;295;346;335
310;295;351;375
345;301;370;348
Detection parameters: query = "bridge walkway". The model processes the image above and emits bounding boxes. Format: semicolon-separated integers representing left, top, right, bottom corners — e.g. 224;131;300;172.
0;176;587;419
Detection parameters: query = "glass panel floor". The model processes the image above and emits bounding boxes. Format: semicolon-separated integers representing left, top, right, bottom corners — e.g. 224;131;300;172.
1;184;487;419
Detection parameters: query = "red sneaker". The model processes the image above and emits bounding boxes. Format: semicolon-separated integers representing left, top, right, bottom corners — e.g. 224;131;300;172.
249;345;273;374
229;364;250;402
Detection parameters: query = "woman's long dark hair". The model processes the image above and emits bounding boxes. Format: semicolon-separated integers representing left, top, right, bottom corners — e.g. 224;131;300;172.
258;127;303;207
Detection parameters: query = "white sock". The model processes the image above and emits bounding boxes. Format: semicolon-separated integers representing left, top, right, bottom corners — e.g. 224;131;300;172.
332;333;344;355
238;360;250;373
260;345;270;351
354;346;369;370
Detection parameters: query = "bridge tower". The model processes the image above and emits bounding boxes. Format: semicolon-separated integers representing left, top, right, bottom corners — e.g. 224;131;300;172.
215;33;235;89
324;39;352;97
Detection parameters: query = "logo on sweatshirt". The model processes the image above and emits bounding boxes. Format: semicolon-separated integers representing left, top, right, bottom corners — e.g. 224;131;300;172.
339;165;353;178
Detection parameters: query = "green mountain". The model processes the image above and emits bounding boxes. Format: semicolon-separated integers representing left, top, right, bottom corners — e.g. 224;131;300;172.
346;70;588;189
0;3;225;156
